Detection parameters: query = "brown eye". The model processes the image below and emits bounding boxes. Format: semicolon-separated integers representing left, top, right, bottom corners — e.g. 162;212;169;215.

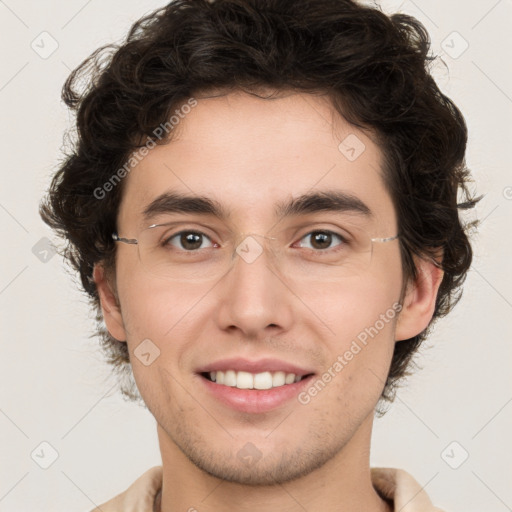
298;231;345;251
166;231;213;251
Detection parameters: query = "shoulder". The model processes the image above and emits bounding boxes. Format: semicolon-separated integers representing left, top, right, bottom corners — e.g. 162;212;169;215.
89;464;447;512
89;465;163;512
371;467;447;512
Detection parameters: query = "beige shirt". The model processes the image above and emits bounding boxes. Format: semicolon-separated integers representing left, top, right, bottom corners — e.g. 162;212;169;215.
90;466;446;511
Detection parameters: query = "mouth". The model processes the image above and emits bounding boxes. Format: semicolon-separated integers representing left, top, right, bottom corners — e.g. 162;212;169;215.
200;370;314;390
196;358;316;413
195;357;316;413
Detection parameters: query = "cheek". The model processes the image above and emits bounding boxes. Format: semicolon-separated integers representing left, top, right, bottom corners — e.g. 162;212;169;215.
117;266;202;337
116;277;195;413
299;270;402;337
298;309;397;422
298;270;401;405
116;272;210;398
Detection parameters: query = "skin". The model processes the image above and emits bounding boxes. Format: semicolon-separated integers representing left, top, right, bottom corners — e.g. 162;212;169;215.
94;90;443;512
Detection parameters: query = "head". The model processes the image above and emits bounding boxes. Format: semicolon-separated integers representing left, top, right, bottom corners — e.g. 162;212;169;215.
41;0;477;485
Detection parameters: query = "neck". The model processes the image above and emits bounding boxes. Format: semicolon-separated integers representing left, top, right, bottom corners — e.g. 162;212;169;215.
155;414;392;512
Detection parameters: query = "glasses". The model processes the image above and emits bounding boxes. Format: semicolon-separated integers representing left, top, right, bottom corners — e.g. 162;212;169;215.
112;219;399;283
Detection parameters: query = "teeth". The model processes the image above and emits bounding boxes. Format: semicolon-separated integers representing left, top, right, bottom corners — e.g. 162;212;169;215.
237;371;253;389
253;371;272;390
207;370;306;389
272;371;286;387
224;370;237;387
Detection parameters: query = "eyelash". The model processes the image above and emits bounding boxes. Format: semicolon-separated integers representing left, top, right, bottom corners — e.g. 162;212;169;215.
164;229;347;253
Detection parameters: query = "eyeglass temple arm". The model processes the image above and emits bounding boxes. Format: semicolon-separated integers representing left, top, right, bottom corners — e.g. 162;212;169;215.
112;233;138;245
371;234;399;243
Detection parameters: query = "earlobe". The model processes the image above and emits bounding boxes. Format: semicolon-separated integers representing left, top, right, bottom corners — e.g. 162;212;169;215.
93;263;127;342
394;256;444;342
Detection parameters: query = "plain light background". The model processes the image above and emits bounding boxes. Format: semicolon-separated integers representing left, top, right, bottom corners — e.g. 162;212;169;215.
0;0;511;511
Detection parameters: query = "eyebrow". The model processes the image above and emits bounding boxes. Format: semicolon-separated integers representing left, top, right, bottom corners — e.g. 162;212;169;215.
142;190;372;223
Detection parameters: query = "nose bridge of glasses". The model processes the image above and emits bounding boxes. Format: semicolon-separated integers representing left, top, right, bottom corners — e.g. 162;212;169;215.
235;232;277;242
231;232;280;266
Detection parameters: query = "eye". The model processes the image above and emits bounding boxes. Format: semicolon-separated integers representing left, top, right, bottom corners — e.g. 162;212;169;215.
165;230;216;251
296;230;346;251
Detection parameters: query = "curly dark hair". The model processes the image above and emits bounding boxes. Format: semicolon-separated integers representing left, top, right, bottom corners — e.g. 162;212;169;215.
40;0;479;410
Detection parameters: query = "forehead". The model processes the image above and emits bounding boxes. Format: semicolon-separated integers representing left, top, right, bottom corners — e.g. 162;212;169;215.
117;91;396;232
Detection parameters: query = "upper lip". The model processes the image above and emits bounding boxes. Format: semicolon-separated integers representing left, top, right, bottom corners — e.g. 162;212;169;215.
196;357;315;376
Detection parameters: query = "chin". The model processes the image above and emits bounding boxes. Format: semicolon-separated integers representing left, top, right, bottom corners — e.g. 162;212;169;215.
180;440;342;486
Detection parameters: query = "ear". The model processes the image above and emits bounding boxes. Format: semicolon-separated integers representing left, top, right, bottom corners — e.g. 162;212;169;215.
395;256;444;341
93;263;127;342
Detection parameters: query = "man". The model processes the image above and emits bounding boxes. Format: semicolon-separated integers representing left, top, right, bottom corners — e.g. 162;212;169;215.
40;0;477;510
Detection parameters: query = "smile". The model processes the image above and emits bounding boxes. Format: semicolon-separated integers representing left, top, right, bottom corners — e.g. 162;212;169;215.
203;370;310;390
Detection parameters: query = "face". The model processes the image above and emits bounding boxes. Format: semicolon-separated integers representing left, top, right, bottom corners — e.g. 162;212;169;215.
98;90;415;485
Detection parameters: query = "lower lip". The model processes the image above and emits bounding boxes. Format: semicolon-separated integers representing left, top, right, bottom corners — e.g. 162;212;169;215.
199;374;315;413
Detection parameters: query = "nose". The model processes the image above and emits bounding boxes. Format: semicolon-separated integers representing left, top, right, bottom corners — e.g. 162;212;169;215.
214;234;294;339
